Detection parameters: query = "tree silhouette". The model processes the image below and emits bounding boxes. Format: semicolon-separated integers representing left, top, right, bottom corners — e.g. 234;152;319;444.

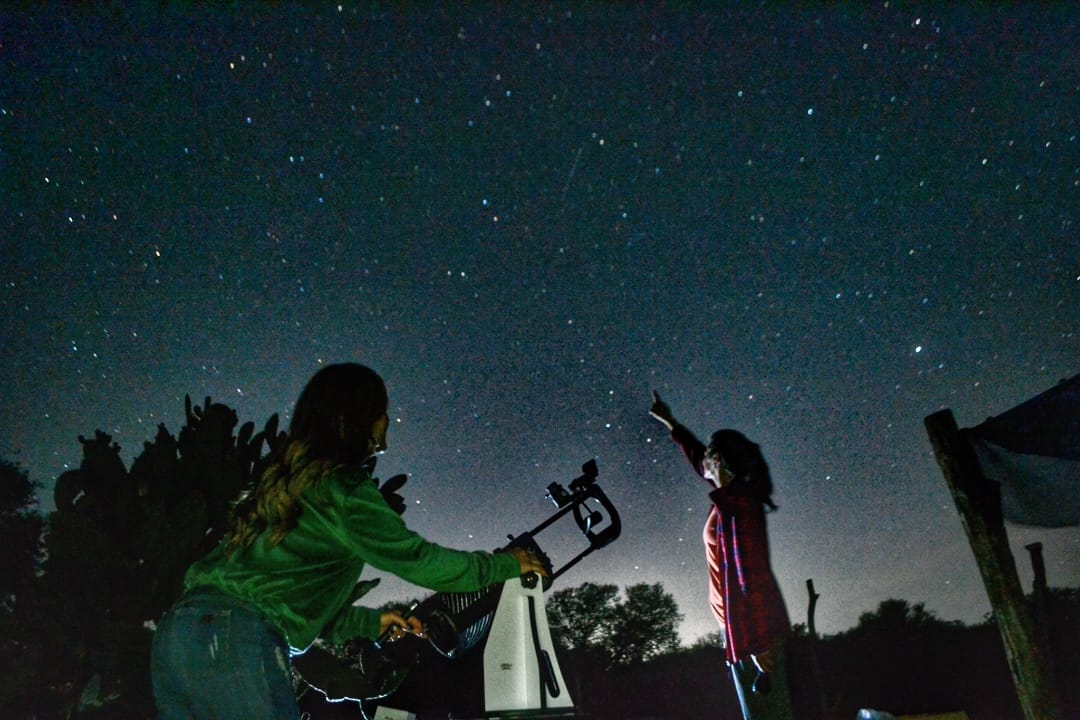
547;581;619;654
849;598;958;635
0;459;46;712
11;397;278;718
0;459;43;613
688;628;725;649
541;580;683;717
607;583;682;666
820;598;996;718
548;581;681;668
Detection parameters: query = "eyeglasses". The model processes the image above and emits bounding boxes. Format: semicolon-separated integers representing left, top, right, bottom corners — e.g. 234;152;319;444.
705;448;733;475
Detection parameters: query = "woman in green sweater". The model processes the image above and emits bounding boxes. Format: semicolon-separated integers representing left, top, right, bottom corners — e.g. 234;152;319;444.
151;363;544;719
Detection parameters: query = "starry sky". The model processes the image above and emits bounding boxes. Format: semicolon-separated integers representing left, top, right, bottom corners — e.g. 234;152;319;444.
3;3;1077;643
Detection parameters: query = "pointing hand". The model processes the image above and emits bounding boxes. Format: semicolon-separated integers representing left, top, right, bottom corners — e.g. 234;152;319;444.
649;390;675;430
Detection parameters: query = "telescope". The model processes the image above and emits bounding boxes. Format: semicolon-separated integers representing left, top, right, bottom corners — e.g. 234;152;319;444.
296;459;621;719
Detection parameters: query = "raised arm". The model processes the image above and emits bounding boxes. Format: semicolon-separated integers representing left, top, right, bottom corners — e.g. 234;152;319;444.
649;390;677;430
650;390;713;486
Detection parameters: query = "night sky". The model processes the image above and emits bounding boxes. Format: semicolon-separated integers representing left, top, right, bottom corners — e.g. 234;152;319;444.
3;3;1077;643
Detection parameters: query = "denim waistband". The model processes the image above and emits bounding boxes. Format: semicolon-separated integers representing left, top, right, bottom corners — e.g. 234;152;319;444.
176;587;289;646
177;586;260;614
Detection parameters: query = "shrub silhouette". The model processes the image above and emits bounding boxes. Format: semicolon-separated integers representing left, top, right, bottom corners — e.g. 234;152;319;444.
10;397;278;718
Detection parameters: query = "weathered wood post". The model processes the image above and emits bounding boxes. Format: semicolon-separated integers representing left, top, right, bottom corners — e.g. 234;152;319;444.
1024;541;1054;682
805;579;827;720
806;579;820;640
924;409;1062;720
1025;542;1049;616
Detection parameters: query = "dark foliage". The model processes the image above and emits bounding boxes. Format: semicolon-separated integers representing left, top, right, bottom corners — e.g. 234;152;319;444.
547;581;620;654
0;460;46;712
0;460;44;612
805;596;1080;720
298;591;1080;720
546;581;682;669
3;398;278;719
1038;587;1080;718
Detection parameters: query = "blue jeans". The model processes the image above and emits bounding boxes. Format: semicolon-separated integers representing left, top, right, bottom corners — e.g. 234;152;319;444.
151;589;299;720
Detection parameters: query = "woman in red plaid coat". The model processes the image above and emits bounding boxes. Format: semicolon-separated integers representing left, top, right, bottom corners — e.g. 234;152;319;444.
651;391;794;720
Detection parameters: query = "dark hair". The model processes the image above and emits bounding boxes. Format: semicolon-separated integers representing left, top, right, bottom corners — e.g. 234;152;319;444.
708;429;777;510
227;363;388;551
289;363;388;465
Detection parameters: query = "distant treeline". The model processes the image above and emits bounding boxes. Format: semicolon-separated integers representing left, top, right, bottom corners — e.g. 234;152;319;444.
1;397;1075;719
294;589;1078;720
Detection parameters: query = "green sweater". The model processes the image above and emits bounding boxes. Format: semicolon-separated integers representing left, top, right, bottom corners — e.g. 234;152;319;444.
184;465;520;651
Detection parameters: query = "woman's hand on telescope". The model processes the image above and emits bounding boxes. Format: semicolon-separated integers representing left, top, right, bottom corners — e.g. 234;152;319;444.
379;611;425;642
509;546;548;577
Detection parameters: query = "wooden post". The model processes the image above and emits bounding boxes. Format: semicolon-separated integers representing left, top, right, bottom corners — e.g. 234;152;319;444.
806;579;820;640
924;409;1062;720
1025;542;1054;681
1025;542;1049;609
805;579;827;720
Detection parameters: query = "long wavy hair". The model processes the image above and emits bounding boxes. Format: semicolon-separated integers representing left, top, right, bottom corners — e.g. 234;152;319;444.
226;363;388;553
708;429;777;510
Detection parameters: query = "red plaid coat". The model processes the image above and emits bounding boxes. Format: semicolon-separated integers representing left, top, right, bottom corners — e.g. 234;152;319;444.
671;424;791;663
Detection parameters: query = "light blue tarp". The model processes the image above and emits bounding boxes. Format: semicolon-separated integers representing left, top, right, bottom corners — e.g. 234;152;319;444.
964;374;1080;528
